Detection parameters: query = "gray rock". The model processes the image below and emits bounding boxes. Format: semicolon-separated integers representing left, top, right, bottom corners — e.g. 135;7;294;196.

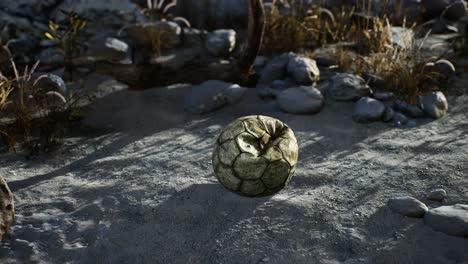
393;99;424;118
373;92;395;101
185;80;246;114
33;74;67;94
271;80;290;90
393;112;409;127
383;106;395;122
87;37;130;62
182;27;207;48
205;29;236;57
7;35;39;57
388;27;414;50
276;86;324;114
329;73;371;101
419;91;449;119
424;204;468;237
125;21;181;49
427;189;448;202
405;120;418;128
388;196;429;218
286;54;320;85
352;97;385;123
254;56;267;68
37;48;65;65
422;0;467;21
258;53;290;85
258;87;279;99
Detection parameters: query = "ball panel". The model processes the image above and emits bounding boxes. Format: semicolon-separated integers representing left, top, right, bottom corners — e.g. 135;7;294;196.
239;180;266;196
218;139;241;166
262;145;284;163
285;165;296;186
261;160;291;189
218;120;246;143
233;153;268;180
212;148;220;171
258;115;284;137
235;132;261;156
277;137;299;167
242;117;267;139
216;164;242;191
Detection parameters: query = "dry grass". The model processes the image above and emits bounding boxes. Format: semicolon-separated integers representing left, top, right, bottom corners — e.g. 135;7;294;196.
0;61;83;153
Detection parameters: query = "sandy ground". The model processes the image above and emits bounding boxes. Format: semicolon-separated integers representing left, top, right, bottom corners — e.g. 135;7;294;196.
0;77;467;264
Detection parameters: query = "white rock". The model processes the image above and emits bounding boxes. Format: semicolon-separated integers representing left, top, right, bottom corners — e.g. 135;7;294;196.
205;29;236;57
424;204;468;237
277;86;324;114
185;80;247;114
286;54;320;85
87;37;130;62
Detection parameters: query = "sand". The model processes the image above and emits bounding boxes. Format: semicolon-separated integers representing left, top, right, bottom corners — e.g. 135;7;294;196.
0;76;467;264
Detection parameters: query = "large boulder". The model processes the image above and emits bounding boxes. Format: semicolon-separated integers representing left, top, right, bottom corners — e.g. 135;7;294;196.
352;97;385;123
328;73;371;101
419;91;449;119
286;55;320;85
388;196;429;218
424;204;468;237
276;86;324;114
185;80;247;114
205;29;236;57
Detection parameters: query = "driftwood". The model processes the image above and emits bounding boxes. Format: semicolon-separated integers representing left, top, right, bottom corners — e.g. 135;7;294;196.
72;0;265;90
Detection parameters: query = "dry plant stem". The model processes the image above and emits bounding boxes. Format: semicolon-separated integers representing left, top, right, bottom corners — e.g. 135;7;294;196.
70;0;265;89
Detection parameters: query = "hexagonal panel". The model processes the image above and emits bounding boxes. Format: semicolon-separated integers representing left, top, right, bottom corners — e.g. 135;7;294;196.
240;180;266;196
261;160;291;189
216;164;242;191
235;132;261;156
258;115;284;137
277;138;298;167
218;140;241;166
242;118;266;139
233;153;268;180
262;145;284;162
218;120;246;143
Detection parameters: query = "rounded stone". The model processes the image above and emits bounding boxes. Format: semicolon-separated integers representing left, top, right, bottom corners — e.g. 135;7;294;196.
213;115;298;197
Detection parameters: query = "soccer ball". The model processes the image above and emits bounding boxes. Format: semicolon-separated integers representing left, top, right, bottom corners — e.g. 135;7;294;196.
212;115;298;197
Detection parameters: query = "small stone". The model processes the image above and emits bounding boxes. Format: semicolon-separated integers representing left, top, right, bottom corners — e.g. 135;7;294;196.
405;120;417;128
286;54;320;85
392;112;409;127
373;92;395;101
427;189;447;202
206;29;236;57
270;80;290;90
388;196;428;218
424;204;468;237
33;74;67;94
393;99;424;118
382;106;395;122
328;73;371;101
352;97;385;123
419;91;449;119
276;86;324;114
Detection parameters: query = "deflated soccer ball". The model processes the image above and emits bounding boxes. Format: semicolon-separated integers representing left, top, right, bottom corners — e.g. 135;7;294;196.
212;115;298;197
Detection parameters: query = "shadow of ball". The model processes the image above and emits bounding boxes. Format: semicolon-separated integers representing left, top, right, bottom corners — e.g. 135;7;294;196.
212;115;298;197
